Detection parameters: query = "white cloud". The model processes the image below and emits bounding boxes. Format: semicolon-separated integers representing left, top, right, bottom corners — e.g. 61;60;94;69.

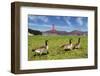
76;17;83;26
29;16;35;20
28;22;52;29
55;25;74;32
28;23;52;32
63;17;72;26
66;20;72;26
28;15;49;23
56;16;60;20
37;16;49;23
28;15;38;23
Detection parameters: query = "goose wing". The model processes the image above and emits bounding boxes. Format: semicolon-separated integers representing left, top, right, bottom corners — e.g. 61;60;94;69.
75;43;80;49
73;43;80;49
32;45;46;52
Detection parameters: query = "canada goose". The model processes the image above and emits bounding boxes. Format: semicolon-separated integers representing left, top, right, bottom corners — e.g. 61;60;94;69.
61;39;73;51
73;38;81;49
32;40;49;56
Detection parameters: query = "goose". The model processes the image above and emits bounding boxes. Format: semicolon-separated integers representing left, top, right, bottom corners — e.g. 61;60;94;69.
32;40;49;56
73;38;81;49
61;39;73;51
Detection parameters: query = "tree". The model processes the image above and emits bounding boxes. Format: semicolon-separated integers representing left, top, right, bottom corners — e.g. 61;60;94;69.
28;28;42;35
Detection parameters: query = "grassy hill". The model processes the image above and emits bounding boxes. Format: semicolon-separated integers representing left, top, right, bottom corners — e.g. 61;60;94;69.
28;35;88;61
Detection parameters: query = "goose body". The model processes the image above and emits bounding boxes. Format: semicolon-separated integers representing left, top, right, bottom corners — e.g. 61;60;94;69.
32;40;49;55
61;39;73;51
63;44;73;50
35;46;48;54
74;43;80;49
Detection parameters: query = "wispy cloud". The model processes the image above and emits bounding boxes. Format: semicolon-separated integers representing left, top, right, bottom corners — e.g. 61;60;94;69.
28;15;49;23
37;16;49;23
56;16;61;20
63;17;72;26
55;25;74;32
76;17;83;26
28;23;51;32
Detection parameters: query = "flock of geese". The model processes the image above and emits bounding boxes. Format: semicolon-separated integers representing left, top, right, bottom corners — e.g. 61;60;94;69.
32;38;81;56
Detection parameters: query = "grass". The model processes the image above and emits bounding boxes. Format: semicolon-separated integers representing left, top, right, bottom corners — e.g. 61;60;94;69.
28;35;88;61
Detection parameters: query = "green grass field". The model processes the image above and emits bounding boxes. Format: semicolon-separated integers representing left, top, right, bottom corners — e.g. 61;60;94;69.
28;35;88;61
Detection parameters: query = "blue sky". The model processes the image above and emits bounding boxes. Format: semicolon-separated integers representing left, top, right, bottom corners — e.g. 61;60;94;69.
28;15;88;32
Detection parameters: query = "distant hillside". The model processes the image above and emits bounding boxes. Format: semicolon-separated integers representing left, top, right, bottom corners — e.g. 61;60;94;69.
43;30;87;36
67;30;87;36
43;30;68;35
28;28;87;36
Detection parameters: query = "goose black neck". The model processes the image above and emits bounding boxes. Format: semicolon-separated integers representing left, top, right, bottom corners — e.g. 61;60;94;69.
78;38;80;44
45;40;48;46
69;39;72;44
